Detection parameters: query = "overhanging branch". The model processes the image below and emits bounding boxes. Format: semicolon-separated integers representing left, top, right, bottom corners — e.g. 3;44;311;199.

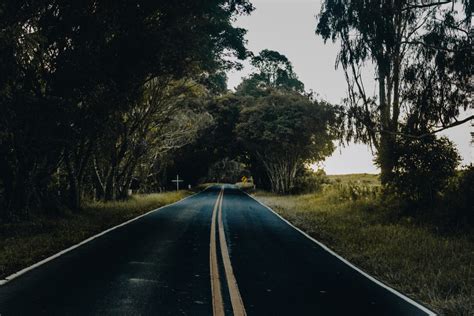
402;1;452;11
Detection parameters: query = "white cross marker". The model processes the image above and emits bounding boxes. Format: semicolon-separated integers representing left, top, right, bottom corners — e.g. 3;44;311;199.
172;174;184;191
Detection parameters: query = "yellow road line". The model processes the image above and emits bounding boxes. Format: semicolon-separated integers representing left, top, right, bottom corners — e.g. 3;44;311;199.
217;188;247;316
210;189;225;316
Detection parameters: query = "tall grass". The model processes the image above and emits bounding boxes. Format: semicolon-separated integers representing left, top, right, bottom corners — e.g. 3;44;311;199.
0;191;190;279
255;183;474;314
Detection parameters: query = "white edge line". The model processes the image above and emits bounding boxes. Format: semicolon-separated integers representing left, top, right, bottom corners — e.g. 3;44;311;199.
242;191;437;316
0;190;204;286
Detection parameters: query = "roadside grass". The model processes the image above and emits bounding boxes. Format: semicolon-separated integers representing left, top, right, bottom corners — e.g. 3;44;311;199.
235;181;256;191
255;186;474;315
0;191;190;280
327;173;380;186
192;183;220;191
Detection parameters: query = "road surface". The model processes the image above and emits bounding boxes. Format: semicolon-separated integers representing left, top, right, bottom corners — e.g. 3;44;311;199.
0;185;434;315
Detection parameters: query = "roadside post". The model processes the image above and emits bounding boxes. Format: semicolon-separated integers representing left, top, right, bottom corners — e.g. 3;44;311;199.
172;175;184;191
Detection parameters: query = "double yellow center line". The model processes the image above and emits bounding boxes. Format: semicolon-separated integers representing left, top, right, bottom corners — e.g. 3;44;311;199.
210;187;246;316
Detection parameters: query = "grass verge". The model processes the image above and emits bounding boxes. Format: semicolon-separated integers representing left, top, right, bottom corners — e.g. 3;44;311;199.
254;189;474;315
0;191;191;280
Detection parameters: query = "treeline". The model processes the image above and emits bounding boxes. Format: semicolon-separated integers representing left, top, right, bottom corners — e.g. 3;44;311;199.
0;0;255;220
315;0;473;227
1;0;472;229
169;50;337;194
0;1;338;221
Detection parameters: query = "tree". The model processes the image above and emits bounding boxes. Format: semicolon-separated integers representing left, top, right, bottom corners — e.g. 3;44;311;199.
236;49;305;96
236;90;334;194
207;158;248;183
316;0;472;185
166;94;245;186
390;136;460;207
92;78;212;200
0;0;254;218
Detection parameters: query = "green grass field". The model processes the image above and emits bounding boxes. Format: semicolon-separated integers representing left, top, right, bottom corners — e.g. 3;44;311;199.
327;173;380;186
0;191;190;279
255;175;473;315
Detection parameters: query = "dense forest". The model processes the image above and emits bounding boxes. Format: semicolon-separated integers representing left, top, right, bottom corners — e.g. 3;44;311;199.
0;0;251;218
0;0;472;228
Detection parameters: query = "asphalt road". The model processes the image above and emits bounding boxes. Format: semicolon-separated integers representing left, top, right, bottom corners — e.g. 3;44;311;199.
0;185;434;315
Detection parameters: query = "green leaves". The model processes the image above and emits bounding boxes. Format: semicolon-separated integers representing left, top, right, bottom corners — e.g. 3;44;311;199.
237;49;305;96
390;136;460;205
235;90;335;193
0;0;254;216
316;0;471;186
236;90;334;163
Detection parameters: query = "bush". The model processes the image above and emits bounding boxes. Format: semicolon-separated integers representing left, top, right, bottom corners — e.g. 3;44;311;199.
336;182;380;201
390;136;460;209
207;158;248;183
440;165;474;228
292;168;329;194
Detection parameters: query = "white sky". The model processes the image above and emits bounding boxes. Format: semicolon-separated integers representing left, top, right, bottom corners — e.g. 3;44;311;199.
227;0;473;174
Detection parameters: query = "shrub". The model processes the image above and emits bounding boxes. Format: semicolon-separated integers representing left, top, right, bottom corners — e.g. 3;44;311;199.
292;168;329;194
207;158;248;183
390;136;460;209
333;182;380;201
440;165;474;228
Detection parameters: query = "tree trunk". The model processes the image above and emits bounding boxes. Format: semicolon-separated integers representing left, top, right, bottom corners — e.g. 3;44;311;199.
5;169;33;219
65;153;82;211
377;66;395;185
104;167;116;201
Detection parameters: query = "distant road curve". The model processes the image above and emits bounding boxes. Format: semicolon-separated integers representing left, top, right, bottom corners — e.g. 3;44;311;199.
0;185;435;315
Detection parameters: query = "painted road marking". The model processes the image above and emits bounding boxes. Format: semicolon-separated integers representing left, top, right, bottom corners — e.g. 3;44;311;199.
217;188;246;316
210;189;225;316
210;187;246;316
245;191;436;316
0;191;201;286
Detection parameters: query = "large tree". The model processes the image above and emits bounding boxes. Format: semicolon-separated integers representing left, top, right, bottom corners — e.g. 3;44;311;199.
0;0;254;217
167;94;245;186
237;90;334;194
316;0;472;184
236;49;305;96
92;78;212;201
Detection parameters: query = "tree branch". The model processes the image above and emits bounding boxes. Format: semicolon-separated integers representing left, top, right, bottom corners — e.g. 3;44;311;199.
402;1;452;11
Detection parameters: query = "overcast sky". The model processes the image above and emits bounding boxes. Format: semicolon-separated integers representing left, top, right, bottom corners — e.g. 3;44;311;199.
226;0;472;175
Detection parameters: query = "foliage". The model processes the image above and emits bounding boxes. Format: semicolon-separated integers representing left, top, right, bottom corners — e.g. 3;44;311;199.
91;78;212;200
292;168;329;194
327;173;380;187
316;0;472;185
331;182;380;202
0;0;253;219
0;191;190;278
207;158;249;183
441;165;474;227
236;90;335;194
166;94;246;186
389;136;460;207
256;189;474;314
236;49;305;96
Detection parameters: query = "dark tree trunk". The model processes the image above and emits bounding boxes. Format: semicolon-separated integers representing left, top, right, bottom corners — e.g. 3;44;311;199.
65;154;82;211
377;67;395;186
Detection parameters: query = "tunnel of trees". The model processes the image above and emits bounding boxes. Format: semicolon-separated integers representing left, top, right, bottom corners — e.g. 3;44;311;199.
1;0;472;225
0;0;337;221
0;0;256;219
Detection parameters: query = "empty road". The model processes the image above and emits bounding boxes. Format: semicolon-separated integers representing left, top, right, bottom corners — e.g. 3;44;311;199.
0;185;434;315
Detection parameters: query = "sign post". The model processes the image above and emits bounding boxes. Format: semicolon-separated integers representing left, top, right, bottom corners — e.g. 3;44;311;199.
172;174;184;191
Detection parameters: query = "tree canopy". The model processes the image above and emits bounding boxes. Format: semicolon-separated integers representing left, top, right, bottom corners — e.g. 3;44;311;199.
316;0;472;184
236;90;335;193
236;49;305;96
0;0;254;218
